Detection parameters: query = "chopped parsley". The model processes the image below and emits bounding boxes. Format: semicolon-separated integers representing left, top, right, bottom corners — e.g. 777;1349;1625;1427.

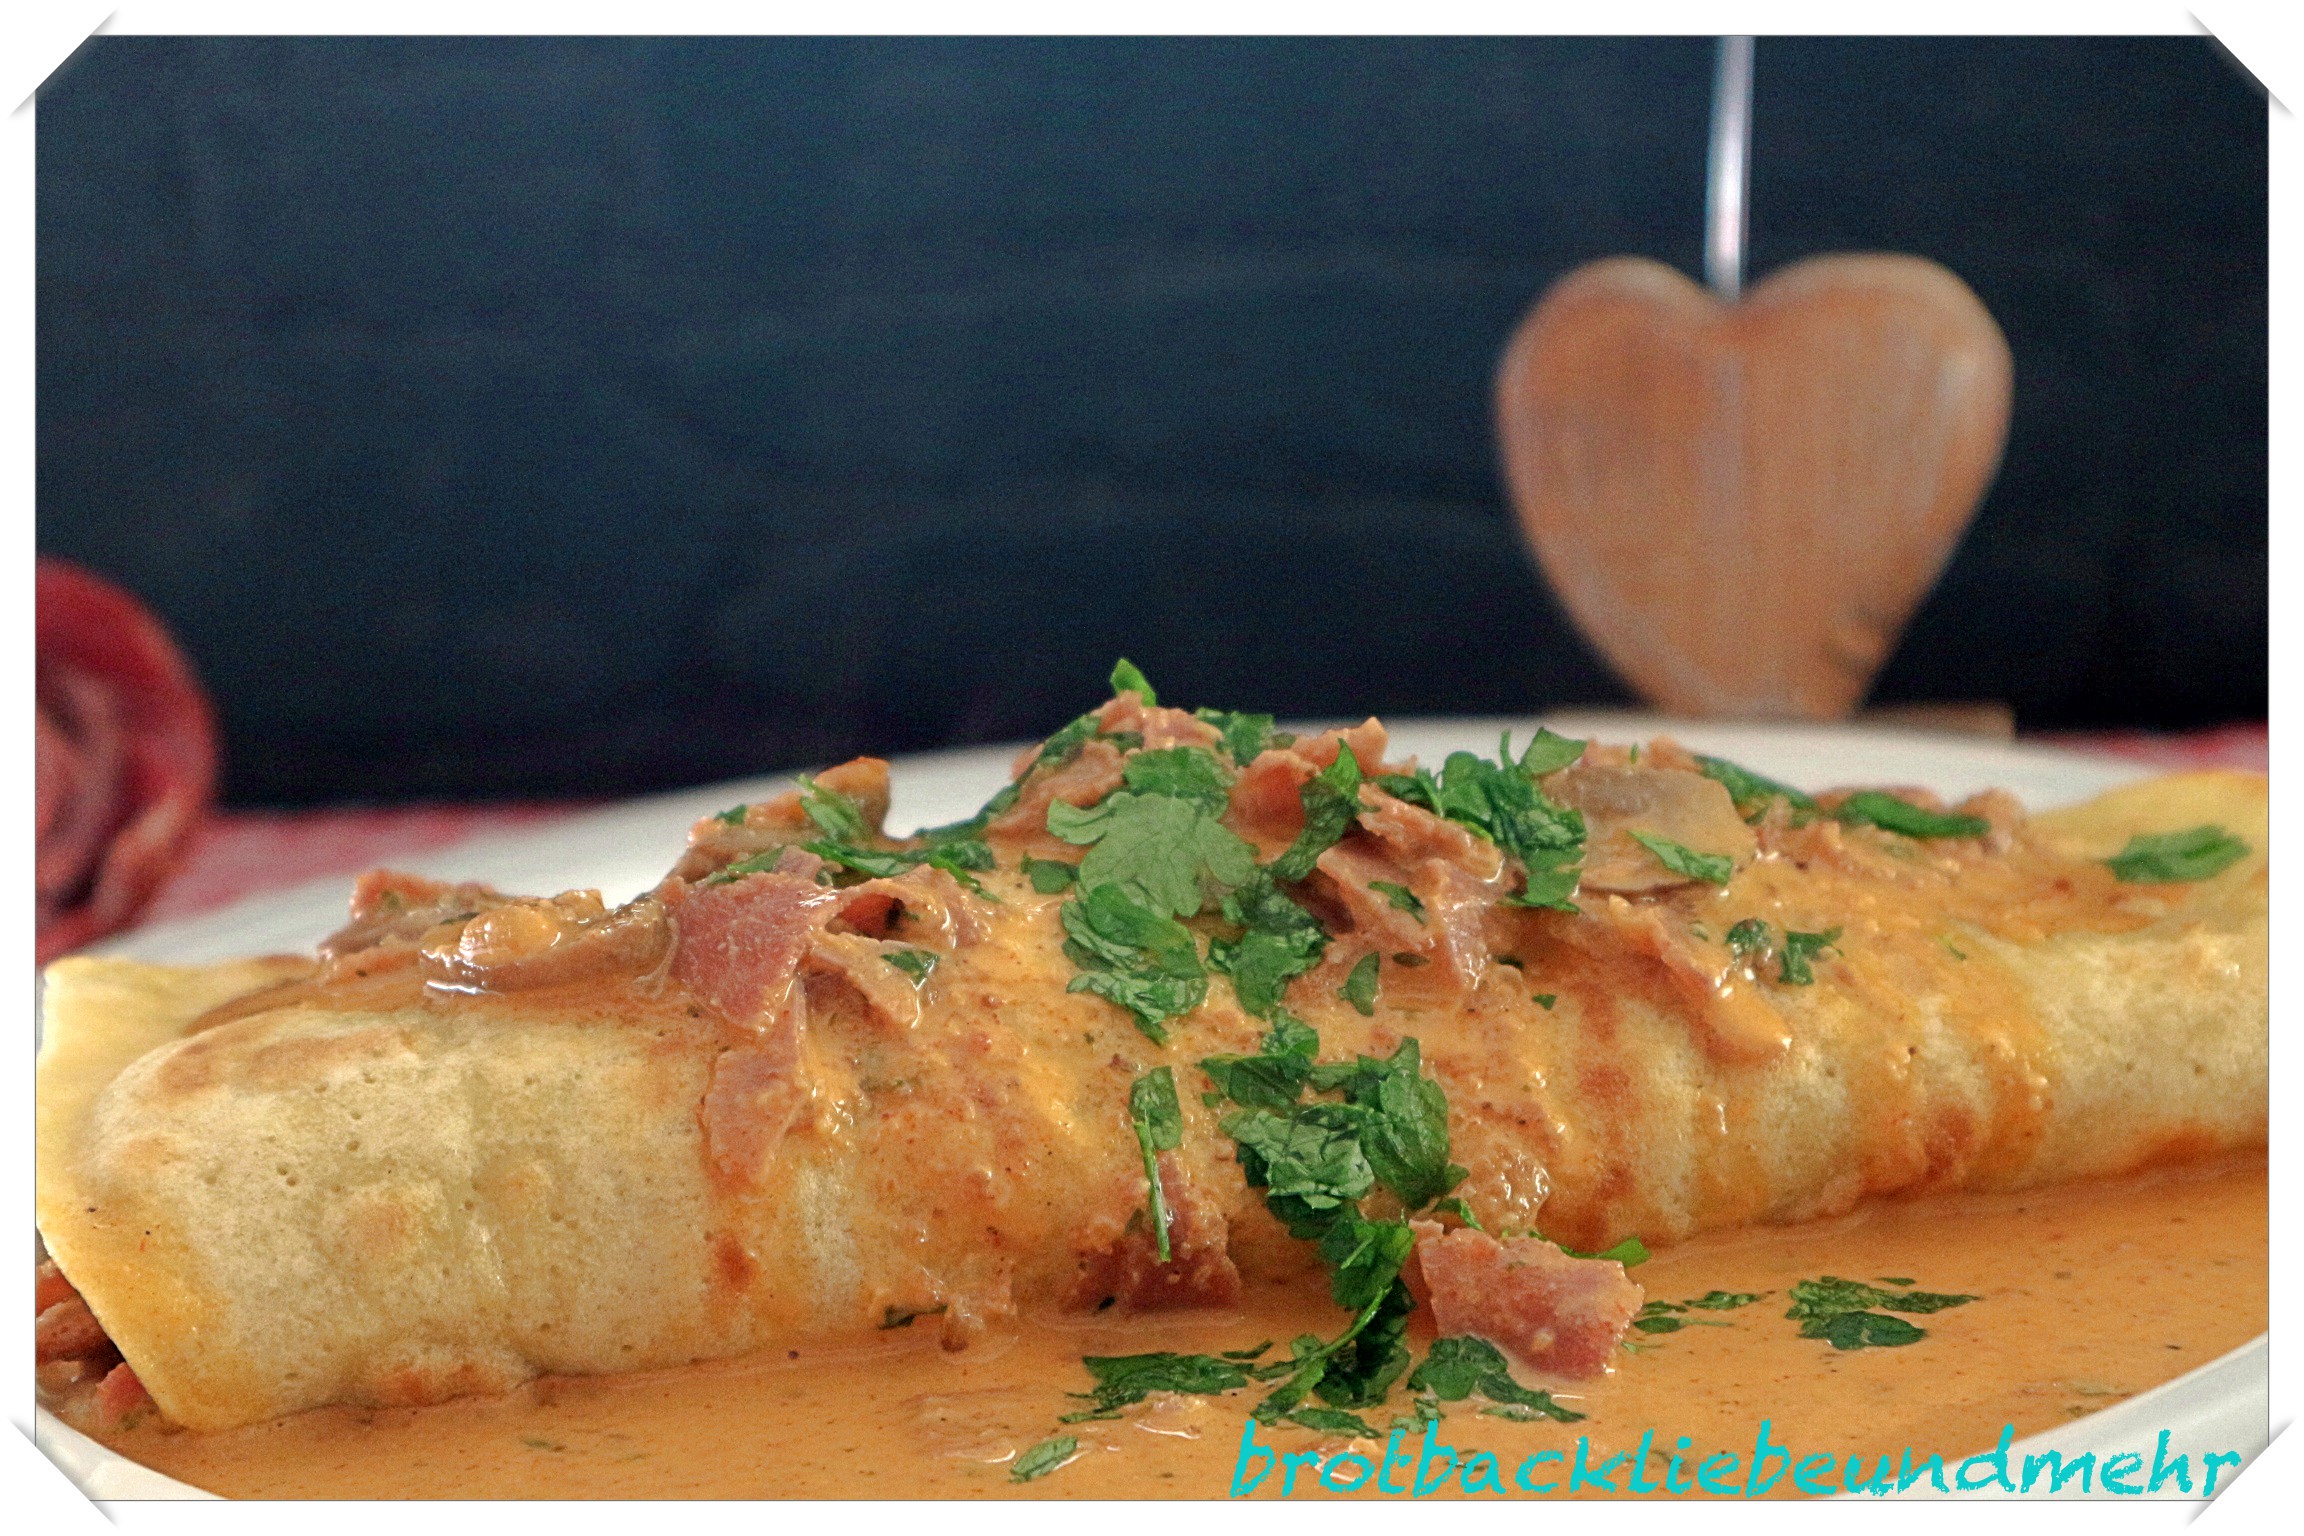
1199;1014;1320;1112
1207;872;1329;1018
1338;952;1381;1016
1010;1434;1078;1482
1060;884;1209;1043
881;947;938;984
1289;1406;1380;1438
1531;993;1556;1009
1369;880;1426;921
1408;1337;1585;1422
1374;766;1444;815
1270;747;1364;884
1204;1025;1468;1424
1559;1235;1650;1267
1120;745;1234;810
712;803;749;827
1695;754;1817;815
1628;830;1734;884
2105;825;2249;883
1632;1289;1762;1335
1437;732;1588;910
795;773;872;844
1109;657;1158;705
1777;926;1843;986
1784;1276;1977;1351
1048;791;1256;919
1726;917;1772;956
1128;1067;1184;1262
1195;708;1281;766
1835;791;1990;840
1062;1352;1252;1422
1021;855;1079;893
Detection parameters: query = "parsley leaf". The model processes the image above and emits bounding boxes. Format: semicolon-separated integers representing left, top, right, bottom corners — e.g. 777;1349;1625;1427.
1129;1067;1184;1263
1222;1103;1375;1227
1437;739;1586;910
2105;825;2249;883
882;947;938;984
1195;708;1279;767
1369;880;1426;921
1628;830;1735;884
1513;728;1589;778
1784;1275;1976;1351
1022;855;1078;893
1199;1013;1320;1111
1109;657;1158;705
1686;1290;1762;1310
1726;917;1772;955
1207;872;1330;1018
795;773;872;843
1338;951;1381;1016
1289;1406;1380;1438
1309;1038;1466;1211
1049;792;1256;918
1061;884;1208;1043
1836;791;1990;840
1010;1435;1079;1482
1558;1234;1651;1267
1270;747;1364;884
801;839;918;879
712;803;749;827
1695;754;1817;814
1374;767;1444;815
1064;1352;1251;1421
1778;927;1842;985
1120;746;1234;810
1408;1337;1585;1422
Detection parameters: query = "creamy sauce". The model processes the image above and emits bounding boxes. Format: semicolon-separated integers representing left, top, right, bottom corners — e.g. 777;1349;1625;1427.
96;1156;2265;1499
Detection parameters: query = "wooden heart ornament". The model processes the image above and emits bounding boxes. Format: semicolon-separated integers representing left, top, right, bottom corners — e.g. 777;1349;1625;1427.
1497;253;2013;719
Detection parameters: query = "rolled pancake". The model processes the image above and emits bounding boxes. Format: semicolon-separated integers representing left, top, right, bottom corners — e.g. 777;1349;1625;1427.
36;768;2266;1432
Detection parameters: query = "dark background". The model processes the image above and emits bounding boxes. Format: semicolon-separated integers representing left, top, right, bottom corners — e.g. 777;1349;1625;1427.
37;36;2267;806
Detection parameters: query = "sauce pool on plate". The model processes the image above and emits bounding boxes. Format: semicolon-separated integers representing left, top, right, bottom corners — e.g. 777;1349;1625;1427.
89;1155;2265;1500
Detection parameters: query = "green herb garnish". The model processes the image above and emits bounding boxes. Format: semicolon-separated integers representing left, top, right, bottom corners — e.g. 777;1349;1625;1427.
1835;791;1990;840
1531;993;1556;1009
1726;918;1772;955
1628;830;1735;884
1199;1014;1320;1111
1048;791;1257;920
1777;927;1843;986
1408;1337;1585;1422
1289;1406;1381;1438
1439;732;1587;910
1338;952;1381;1016
712;803;750;827
1011;1434;1079;1482
1128;1067;1184;1263
1271;747;1364;884
1369;880;1426;921
1695;754;1817;814
1061;884;1209;1043
2105;826;2249;883
882;947;938;984
1063;1352;1252;1421
1784;1276;1977;1351
1195;708;1279;767
1022;855;1079;893
1207;872;1329;1018
1109;658;1158;705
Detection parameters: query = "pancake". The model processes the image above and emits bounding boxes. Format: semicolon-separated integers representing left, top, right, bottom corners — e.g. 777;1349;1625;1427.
35;685;2266;1434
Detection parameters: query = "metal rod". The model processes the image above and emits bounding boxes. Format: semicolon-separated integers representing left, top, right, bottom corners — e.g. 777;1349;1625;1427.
1705;36;1755;300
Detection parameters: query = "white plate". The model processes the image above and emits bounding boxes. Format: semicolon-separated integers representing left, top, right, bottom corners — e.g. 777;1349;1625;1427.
35;718;2265;1499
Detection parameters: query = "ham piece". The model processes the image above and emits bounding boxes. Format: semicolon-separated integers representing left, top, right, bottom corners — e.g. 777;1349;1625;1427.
1412;1221;1645;1378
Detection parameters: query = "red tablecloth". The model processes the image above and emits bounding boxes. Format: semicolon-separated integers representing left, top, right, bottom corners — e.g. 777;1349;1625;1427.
128;725;2265;933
